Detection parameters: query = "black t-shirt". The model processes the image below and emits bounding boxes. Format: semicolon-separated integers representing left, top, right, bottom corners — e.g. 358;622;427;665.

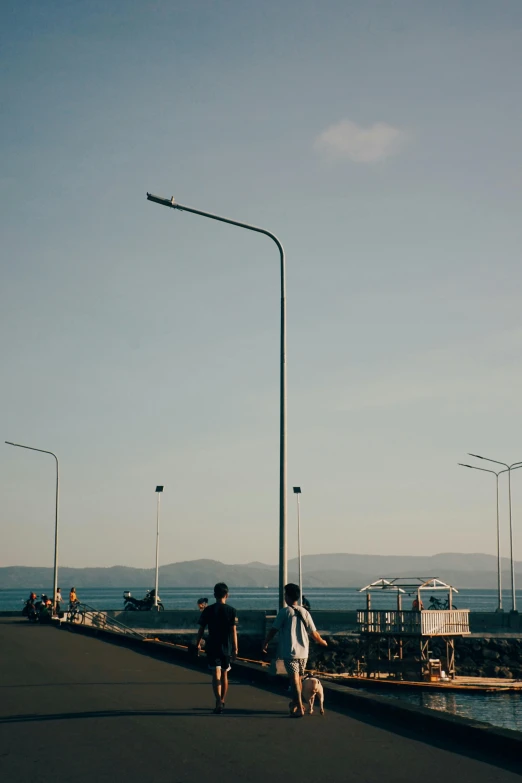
199;603;238;657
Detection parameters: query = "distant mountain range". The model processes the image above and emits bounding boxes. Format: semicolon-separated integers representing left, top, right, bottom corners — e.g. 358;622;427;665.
0;552;520;589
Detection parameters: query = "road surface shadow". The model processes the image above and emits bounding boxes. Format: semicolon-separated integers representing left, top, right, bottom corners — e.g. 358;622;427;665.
0;682;208;688
0;708;285;724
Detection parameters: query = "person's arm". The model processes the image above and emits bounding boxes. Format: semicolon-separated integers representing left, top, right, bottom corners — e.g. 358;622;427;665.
232;625;238;657
196;609;208;650
196;622;206;649
263;607;285;653
311;630;328;647
262;626;278;653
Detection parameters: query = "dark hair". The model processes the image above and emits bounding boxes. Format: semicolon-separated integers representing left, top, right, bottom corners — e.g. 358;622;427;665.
284;583;300;603
197;597;208;605
214;582;228;599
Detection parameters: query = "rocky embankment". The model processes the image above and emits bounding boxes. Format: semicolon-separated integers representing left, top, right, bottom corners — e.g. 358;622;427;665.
156;631;522;679
452;637;522;679
310;636;522;679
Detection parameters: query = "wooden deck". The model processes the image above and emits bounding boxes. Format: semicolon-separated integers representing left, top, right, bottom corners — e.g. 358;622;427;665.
324;673;522;693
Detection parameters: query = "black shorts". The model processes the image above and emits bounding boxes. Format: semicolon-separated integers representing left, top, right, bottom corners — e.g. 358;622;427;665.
207;653;231;672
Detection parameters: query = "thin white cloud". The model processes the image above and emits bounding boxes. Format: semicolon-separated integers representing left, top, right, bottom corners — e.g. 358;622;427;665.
315;119;408;163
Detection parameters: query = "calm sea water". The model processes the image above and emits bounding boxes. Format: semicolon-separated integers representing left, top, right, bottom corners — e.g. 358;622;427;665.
2;586;521;612
365;687;522;734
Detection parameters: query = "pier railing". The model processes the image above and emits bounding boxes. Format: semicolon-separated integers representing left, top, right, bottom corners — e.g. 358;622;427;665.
357;609;470;636
65;603;146;639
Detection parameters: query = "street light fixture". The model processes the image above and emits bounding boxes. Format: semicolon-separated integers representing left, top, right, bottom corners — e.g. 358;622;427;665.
154;485;164;610
468;454;522;611
146;192;288;608
458;463;509;611
5;441;59;611
293;487;302;604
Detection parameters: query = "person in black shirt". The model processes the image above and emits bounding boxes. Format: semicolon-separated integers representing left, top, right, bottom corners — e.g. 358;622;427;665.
196;582;238;714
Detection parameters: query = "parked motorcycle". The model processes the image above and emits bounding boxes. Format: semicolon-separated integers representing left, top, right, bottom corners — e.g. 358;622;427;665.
22;595;38;622
123;589;164;611
22;593;52;622
35;594;53;623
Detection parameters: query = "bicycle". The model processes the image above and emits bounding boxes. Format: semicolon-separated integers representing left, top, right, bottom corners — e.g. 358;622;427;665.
68;600;84;624
428;597;457;610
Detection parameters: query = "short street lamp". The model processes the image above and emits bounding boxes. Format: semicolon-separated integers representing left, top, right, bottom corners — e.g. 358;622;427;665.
154;485;164;610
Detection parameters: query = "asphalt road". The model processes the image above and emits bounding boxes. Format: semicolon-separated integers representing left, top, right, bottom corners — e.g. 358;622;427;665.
1;618;521;783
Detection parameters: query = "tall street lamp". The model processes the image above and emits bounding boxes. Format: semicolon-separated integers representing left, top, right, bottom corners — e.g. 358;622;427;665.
146;192;288;607
458;463;509;611
293;487;302;604
5;441;59;611
154;485;164;610
468;454;522;611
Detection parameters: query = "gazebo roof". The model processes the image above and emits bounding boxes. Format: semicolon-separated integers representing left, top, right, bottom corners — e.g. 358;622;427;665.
358;577;458;594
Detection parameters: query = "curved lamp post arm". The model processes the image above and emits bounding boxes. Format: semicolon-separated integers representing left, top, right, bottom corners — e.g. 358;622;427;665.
459;463;501;477
5;441;59;611
468;454;509;470
146;194;285;277
146;193;288;607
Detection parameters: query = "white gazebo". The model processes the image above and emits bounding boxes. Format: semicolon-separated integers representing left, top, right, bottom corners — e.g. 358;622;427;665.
356;577;470;680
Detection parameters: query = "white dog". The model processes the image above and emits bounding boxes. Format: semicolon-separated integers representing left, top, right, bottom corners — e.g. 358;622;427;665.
301;675;325;715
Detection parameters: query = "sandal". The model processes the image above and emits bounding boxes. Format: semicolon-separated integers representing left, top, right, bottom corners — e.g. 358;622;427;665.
213;704;223;714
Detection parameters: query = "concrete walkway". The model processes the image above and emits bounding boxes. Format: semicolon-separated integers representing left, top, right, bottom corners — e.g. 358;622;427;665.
1;618;520;783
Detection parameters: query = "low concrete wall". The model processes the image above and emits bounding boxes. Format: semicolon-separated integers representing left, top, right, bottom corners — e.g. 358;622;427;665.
105;608;359;636
4;607;519;636
470;611;521;633
106;609;269;636
85;608;522;636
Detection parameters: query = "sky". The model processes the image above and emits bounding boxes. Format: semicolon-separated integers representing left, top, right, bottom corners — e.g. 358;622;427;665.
2;0;522;570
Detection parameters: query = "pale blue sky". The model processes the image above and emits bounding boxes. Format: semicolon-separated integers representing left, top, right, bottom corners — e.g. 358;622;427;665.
2;0;522;569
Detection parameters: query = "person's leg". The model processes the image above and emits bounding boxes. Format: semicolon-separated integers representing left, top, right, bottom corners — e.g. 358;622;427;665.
220;669;229;705
284;660;305;716
212;666;222;707
291;672;304;713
